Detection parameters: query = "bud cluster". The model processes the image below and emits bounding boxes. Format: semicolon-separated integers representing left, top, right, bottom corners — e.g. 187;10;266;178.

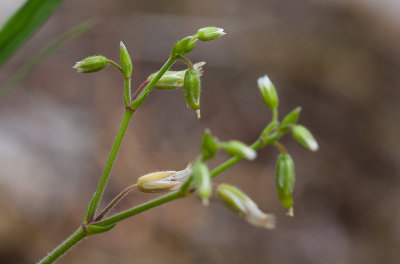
72;29;319;235
255;74;318;215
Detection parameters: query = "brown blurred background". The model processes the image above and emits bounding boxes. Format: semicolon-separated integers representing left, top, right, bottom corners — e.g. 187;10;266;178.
1;0;400;263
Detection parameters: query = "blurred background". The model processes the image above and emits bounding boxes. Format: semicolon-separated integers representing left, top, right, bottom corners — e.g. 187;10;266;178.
0;0;400;263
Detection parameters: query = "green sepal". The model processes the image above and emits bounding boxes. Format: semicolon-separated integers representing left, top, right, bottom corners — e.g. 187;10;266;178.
171;36;197;57
86;223;116;235
120;41;132;78
217;183;248;215
201;129;219;160
73;56;108;73
258;75;279;110
184;68;201;111
192;160;212;206
279;107;301;133
222;140;257;161
275;154;295;209
197;27;226;41
292;125;318;151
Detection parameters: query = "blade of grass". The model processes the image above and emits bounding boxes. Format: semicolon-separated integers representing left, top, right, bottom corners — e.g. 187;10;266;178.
0;0;64;67
0;20;95;99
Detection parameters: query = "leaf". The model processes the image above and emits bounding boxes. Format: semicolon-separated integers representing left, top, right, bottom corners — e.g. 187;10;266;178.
0;20;95;98
0;0;64;67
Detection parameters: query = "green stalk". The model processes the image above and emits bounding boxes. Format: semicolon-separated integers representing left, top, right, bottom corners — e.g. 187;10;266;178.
85;109;134;222
124;77;131;106
95;192;182;226
210;140;263;178
130;57;175;109
38;227;86;264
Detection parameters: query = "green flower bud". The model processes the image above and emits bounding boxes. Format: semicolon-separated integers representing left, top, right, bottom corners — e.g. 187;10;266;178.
73;55;108;73
279;107;301;133
171;36;197;57
197;27;226;41
292;125;318;151
201;129;219;161
192;160;212;206
222;140;257;161
257;75;279;110
184;68;201;118
217;183;276;229
137;164;191;193
148;62;205;90
120;41;132;78
276;154;295;216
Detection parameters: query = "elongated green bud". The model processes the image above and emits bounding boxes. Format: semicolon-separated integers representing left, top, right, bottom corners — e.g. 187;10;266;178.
257;75;278;110
222;140;257;161
276;154;295;216
148;62;205;90
197;27;226;41
192;160;212;206
184;68;201;118
292;125;318;151
137;164;192;193
201;129;219;160
217;183;276;229
279;107;301;133
73;55;108;73
120;41;132;78
171;36;197;58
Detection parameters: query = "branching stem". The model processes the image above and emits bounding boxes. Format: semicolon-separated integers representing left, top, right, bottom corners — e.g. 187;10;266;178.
94;184;137;222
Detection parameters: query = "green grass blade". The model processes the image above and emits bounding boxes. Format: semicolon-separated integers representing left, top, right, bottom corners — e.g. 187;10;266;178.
0;20;95;99
0;0;64;67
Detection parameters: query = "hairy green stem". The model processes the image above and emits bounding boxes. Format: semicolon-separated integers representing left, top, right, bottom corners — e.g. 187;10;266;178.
95;192;182;226
38;227;86;264
124;77;131;106
85;109;134;222
107;59;123;72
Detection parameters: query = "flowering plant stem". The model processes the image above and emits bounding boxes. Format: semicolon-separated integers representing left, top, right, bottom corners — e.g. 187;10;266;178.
84;108;134;223
93;138;268;227
39;227;85;264
38;133;269;264
39;57;177;264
